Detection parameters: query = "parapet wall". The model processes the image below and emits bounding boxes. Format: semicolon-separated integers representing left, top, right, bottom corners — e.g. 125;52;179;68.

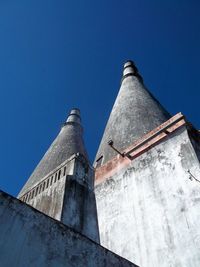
17;153;100;243
0;190;138;267
95;120;200;267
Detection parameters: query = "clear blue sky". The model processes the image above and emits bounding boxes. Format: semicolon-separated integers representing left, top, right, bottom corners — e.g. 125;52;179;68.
0;0;200;197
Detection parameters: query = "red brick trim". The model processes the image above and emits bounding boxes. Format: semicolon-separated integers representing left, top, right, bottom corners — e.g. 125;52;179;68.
95;113;186;185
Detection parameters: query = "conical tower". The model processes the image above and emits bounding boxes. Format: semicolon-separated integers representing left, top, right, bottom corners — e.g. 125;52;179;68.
94;60;171;166
19;108;88;196
94;61;200;267
18;108;99;243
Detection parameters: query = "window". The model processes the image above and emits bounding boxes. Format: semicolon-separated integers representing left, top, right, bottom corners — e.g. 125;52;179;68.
35;187;39;196
46;179;49;188
96;155;103;168
31;190;35;199
50;176;53;186
42;182;46;191
39;184;42;194
63;166;66;176
54;173;57;183
58;170;61;180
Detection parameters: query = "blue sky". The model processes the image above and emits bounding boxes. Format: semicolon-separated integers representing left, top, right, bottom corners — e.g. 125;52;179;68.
0;0;200;197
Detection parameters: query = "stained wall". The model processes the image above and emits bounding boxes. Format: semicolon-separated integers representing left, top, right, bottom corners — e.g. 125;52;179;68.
95;127;200;267
19;154;100;243
0;190;138;267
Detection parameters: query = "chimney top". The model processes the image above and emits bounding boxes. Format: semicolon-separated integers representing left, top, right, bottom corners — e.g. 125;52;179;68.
123;60;139;78
124;60;134;68
66;108;81;124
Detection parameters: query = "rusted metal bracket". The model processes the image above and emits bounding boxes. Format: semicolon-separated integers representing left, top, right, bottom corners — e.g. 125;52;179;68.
187;170;200;183
108;140;125;158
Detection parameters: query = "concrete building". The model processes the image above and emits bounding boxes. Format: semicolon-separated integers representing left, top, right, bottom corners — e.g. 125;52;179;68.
18;108;99;243
1;60;200;267
94;61;200;267
0;108;138;267
0;190;137;267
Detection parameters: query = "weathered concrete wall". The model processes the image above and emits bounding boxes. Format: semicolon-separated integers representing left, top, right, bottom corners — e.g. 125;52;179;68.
73;154;94;190
95;126;200;267
29;174;66;220
19;155;75;217
62;177;100;242
19;154;100;243
0;190;138;267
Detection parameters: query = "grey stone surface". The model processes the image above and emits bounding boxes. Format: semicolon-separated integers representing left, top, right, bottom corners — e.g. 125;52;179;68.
0;190;138;267
94;61;171;165
18;154;100;243
18;109;100;243
19;109;88;196
61;177;100;242
95;126;200;267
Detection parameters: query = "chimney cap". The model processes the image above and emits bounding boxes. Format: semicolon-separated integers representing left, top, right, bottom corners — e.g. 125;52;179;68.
66;108;81;124
124;60;135;68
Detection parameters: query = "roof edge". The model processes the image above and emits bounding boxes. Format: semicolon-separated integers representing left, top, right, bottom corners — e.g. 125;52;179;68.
95;112;188;185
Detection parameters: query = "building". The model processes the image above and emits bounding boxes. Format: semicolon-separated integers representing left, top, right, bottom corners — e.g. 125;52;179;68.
94;61;200;267
1;60;200;266
0;108;138;266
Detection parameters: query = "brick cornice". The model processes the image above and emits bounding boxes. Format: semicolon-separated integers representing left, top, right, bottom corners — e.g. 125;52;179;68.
95;112;187;185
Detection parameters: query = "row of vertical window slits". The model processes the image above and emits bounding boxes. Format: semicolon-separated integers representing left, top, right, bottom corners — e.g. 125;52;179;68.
22;166;67;203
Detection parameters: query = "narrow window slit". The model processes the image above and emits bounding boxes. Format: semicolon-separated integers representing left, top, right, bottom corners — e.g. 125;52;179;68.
63;166;66;176
46;179;49;188
42;182;46;191
96;155;103;168
54;173;57;183
58;170;61;180
50;176;53;186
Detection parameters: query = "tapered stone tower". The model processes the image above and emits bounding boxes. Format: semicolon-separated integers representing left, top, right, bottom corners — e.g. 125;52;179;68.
18;108;100;243
0;107;139;267
95;60;171;166
94;61;200;267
